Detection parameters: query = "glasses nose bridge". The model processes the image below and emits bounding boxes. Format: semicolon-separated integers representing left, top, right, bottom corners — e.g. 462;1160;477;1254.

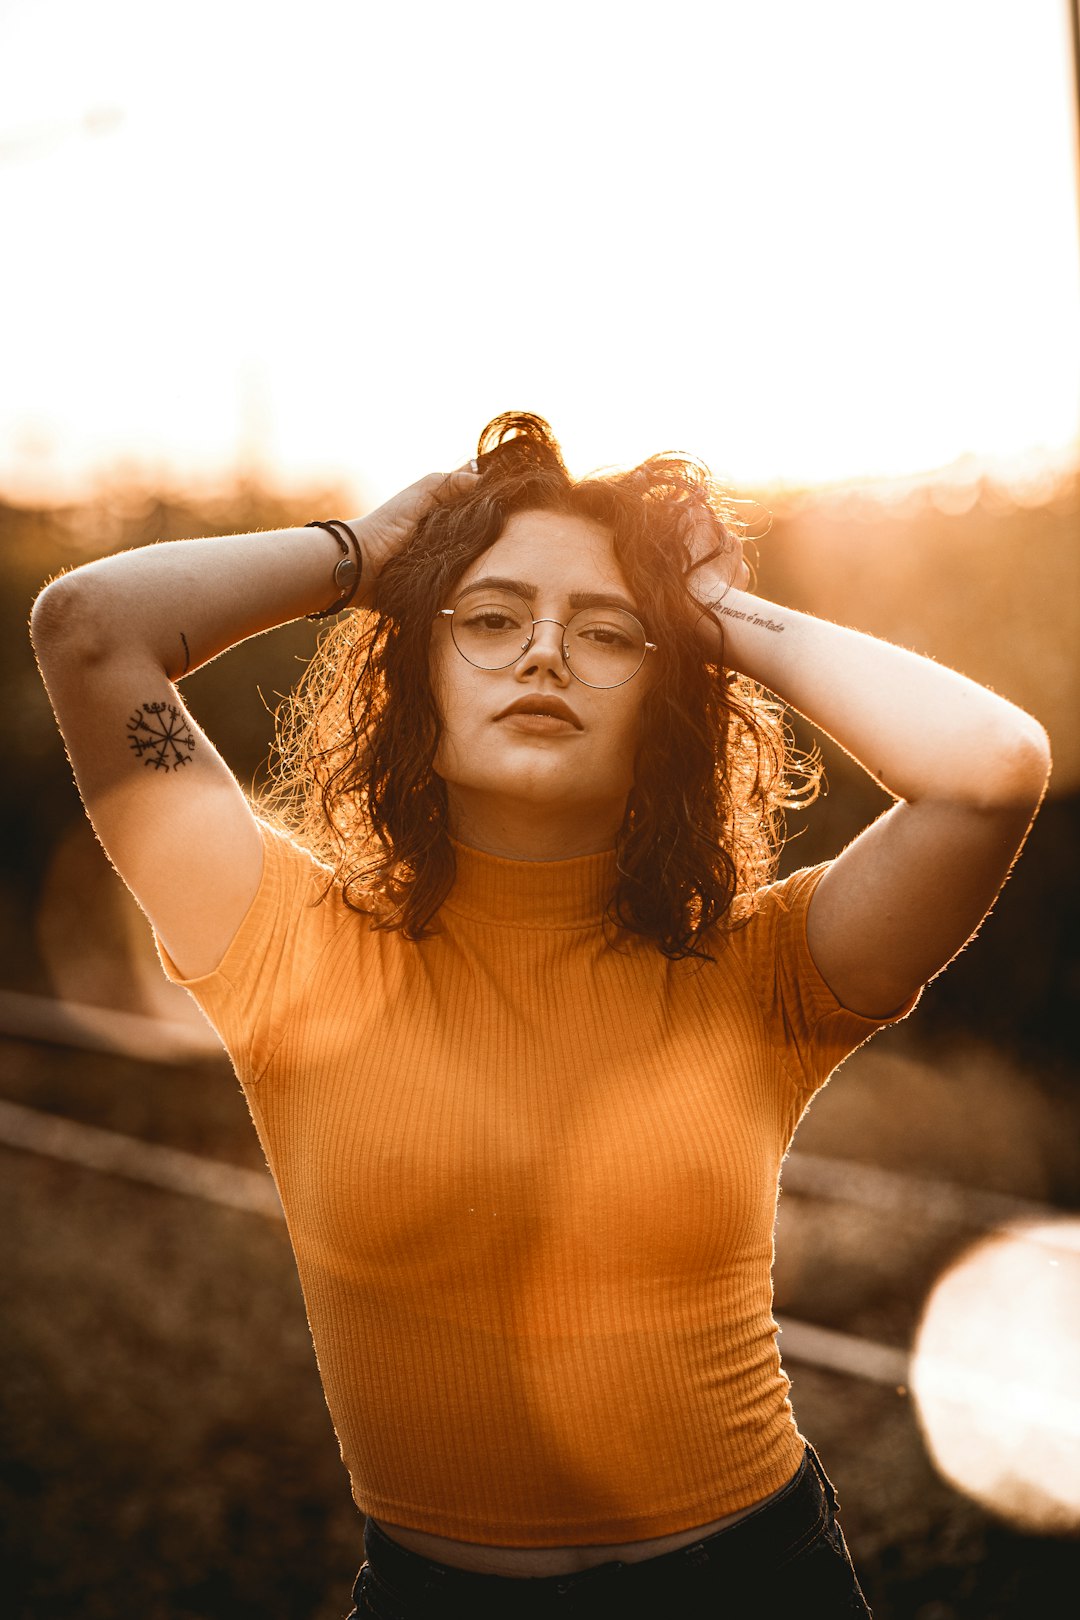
520;614;570;667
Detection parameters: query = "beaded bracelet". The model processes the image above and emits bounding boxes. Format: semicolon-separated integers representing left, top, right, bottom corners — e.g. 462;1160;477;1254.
305;520;363;619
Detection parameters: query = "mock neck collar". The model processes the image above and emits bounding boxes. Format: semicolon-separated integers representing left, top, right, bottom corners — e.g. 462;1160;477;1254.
443;839;618;929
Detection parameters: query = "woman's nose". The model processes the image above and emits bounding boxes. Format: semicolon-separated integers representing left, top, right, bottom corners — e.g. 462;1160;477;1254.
516;618;571;682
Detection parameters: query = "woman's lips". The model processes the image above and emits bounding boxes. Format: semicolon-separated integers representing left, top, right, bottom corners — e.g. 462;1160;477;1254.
496;712;581;735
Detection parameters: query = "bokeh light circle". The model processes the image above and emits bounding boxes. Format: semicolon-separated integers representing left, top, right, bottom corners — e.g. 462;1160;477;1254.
910;1219;1080;1535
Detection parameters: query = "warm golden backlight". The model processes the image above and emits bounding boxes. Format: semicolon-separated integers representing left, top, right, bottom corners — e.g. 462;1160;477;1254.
910;1221;1080;1535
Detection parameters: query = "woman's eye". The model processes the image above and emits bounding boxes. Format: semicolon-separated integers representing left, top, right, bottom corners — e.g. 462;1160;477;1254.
581;624;632;647
464;611;518;632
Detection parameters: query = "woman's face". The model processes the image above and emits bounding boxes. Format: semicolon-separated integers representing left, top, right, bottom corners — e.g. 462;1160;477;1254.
431;509;654;854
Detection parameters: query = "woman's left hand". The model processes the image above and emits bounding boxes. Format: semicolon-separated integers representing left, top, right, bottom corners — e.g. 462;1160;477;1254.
680;510;751;659
681;507;752;602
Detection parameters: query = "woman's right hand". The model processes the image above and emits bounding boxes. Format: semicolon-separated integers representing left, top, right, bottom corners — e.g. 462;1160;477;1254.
351;463;481;584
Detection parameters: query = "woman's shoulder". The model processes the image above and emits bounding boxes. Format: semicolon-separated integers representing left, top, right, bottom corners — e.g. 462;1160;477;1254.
705;862;832;987
209;817;389;967
254;815;337;900
748;861;830;919
715;861;830;939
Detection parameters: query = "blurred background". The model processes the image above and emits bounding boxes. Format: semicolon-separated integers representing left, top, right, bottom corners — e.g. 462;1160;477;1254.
2;1;1079;1616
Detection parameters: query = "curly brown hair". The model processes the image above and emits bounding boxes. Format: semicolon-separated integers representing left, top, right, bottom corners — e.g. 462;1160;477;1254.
264;411;818;958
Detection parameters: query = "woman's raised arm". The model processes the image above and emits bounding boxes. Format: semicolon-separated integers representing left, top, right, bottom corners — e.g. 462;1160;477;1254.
30;467;479;980
698;579;1051;1019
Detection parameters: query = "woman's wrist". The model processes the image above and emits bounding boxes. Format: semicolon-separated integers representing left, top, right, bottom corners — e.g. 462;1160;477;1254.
694;586;792;670
344;514;388;609
305;521;364;620
306;464;483;617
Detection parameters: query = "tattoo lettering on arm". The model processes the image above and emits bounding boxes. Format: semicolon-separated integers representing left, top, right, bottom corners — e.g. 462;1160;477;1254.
127;702;196;771
714;603;785;633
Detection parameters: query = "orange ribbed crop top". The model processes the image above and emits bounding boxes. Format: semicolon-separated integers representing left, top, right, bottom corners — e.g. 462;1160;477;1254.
159;822;913;1545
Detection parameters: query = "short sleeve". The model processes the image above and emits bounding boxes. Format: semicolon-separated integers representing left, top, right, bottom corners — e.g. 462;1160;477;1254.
729;862;921;1100
155;819;346;1083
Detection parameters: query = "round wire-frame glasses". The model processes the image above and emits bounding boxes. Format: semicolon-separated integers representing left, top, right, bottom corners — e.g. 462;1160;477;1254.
436;587;657;690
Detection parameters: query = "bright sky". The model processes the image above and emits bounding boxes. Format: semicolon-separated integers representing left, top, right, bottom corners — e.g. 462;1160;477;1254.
1;0;1077;508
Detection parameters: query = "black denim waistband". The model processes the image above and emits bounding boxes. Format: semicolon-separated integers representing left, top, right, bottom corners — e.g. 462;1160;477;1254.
362;1446;836;1614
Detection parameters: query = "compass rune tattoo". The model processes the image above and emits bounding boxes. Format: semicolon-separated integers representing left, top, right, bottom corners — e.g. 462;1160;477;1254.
127;702;196;771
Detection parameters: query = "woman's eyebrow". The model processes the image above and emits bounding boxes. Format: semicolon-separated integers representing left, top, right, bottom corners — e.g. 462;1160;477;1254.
464;575;640;616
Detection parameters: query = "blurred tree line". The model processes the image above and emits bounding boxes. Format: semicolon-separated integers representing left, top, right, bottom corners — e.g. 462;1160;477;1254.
2;472;1077;1082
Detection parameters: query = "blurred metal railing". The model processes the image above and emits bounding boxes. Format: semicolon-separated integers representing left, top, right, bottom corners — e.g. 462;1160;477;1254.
0;1095;281;1217
0;988;221;1065
780;1152;1056;1232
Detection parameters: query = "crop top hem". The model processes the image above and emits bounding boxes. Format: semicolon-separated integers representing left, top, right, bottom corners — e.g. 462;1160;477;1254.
354;1441;806;1547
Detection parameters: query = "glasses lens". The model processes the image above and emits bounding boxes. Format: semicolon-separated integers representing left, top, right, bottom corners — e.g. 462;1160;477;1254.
564;608;647;688
450;588;533;669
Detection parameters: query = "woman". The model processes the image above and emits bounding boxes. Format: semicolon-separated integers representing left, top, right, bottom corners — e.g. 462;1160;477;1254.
31;413;1050;1618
